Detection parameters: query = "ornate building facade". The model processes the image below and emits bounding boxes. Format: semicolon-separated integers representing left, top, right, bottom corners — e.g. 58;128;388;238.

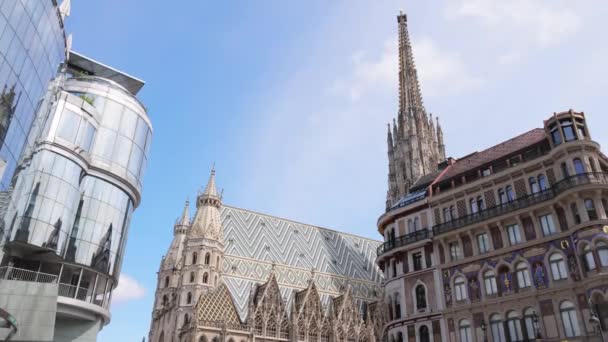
378;11;608;342
148;170;385;342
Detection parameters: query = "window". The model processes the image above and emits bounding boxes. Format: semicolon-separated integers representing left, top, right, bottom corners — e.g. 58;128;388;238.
585;199;598;220
484;270;498;295
413;217;420;231
164;276;169;288
477;196;485;211
507;224;522;245
549;253;568;280
413;253;423;271
470;198;479;214
498;188;508;204
524;308;538;340
419;326;430;342
450;206;457;220
189;272;195;283
459;320;472;342
391;259;397;278
515;262;532;289
204;253;210;265
202;272;209;284
192;252;197;265
529;177;539;193
443;208;451;222
538;174;548;191
506;186;515;202
454;276;467;301
186;292;192;304
394;293;401;319
449;242;461;261
407;220;413;233
602;199;608;218
560;301;581;337
482;168;492;177
571;203;581;224
57;110;80;143
551;125;562;145
561;162;570;178
573;158;585;174
507;311;524;342
162;295;168;306
583;245;596;271
598;241;608;267
539;214;557;236
490;314;505;342
477;233;489;254
561;119;576;142
415;285;427;310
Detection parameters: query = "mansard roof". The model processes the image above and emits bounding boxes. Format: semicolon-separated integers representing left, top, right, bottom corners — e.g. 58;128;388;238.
194;282;241;325
436;128;547;183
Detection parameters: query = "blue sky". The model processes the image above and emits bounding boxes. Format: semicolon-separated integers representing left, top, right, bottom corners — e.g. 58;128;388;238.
66;1;608;340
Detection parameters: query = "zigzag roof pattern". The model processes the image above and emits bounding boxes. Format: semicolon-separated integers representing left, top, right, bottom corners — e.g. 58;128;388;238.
219;205;382;319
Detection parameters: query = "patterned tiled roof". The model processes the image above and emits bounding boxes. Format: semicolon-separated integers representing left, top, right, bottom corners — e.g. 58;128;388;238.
195;282;241;324
220;206;382;320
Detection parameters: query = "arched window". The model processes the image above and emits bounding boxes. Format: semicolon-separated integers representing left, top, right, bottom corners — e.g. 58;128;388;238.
394;292;401;319
164;276;169;288
216;256;220;266
506;186;515;202
515;262;531;289
524;308;538;339
549;253;568;280
308;322;318;342
484;270;498;295
186;292;192;304
192;252;197;265
560;301;581;337
470;198;478;214
162;295;168;306
538;174;548;191
320;325;329;342
459;319;472;342
202;272;209;284
573;158;585;174
450;205;457;220
529;177;539;194
190;272;195;283
415;285;427;310
297;318;305;340
583;244;597;271
419;325;430;342
585;199;598;220
204;253;210;265
183;314;190;326
215;275;218;285
507;311;524;342
254;313;263;335
490;314;505;342
454;276;467;301
597;241;608;267
199;336;207;342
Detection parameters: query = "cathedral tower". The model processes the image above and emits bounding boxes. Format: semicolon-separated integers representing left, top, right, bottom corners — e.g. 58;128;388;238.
386;11;446;209
149;168;225;342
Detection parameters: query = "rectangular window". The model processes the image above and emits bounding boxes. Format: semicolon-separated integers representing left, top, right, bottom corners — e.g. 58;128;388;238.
539;214;557;236
477;233;489;254
551;128;562;145
57;110;81;143
507;224;522;245
449;242;461;261
413;253;422;271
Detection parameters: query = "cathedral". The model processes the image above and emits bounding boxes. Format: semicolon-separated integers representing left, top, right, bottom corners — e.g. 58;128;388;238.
148;169;385;342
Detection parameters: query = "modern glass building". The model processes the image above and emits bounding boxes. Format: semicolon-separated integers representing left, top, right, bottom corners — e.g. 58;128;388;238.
0;1;152;340
0;0;67;189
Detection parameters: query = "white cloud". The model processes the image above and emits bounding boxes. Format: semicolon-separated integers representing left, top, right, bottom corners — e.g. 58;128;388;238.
112;274;146;305
328;36;480;101
446;0;581;47
497;51;523;65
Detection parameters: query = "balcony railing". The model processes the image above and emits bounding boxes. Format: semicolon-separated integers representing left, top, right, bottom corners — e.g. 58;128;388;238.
0;266;58;283
377;229;430;256
377;172;608;257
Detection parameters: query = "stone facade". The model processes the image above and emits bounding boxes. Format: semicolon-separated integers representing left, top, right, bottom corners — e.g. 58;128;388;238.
378;11;608;342
148;170;384;342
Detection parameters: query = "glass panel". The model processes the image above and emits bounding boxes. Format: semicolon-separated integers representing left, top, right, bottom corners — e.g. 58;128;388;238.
119;108;138;137
57;110;80;143
76;120;96;152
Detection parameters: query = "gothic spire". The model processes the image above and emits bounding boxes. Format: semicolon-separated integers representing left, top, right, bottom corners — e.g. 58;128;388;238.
190;168;223;240
437;116;446;159
387;123;394;154
397;11;425;116
174;199;190;235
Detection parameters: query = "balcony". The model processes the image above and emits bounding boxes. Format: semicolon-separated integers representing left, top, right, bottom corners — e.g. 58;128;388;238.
432;172;608;236
377;229;430;256
0;266;57;283
377;172;608;257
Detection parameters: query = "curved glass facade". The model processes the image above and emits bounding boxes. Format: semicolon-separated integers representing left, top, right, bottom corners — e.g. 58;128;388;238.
0;0;65;189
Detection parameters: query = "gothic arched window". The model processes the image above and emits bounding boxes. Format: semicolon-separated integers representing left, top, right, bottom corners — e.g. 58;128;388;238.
164;276;169;288
192;252;198;265
204;253;210;265
190;272;195;283
202;272;209;284
280;318;290;339
186;292;192;304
